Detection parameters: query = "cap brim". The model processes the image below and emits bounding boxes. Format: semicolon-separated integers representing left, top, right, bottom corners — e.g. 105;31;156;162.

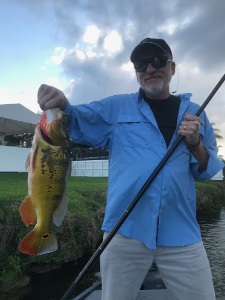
130;43;167;63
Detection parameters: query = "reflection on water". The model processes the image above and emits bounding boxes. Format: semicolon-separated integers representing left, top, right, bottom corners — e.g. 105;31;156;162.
3;209;225;300
198;208;225;300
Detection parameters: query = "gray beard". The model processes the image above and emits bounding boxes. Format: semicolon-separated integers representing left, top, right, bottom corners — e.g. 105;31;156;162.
140;81;166;98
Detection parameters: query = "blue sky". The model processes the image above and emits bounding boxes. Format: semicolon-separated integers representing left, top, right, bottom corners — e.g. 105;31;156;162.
1;0;225;155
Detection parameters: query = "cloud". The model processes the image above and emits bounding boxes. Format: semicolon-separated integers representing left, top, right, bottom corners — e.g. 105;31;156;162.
83;25;101;44
103;31;123;53
2;0;225;148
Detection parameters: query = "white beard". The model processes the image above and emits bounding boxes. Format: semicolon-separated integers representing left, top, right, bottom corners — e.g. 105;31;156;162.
141;81;166;98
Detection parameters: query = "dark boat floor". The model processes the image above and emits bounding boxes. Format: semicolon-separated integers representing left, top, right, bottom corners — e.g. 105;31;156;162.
74;268;176;300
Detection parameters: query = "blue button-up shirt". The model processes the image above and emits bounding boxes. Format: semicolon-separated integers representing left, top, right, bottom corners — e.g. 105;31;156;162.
64;92;224;249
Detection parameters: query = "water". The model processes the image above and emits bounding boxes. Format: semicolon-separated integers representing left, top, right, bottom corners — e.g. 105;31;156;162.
3;209;225;300
198;208;225;300
2;259;100;300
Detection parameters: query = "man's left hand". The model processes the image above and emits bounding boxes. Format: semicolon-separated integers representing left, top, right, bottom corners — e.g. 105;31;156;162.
178;112;201;145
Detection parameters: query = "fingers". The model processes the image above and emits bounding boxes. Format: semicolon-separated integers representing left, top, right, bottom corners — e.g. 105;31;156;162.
178;113;200;134
183;112;201;123
37;84;68;111
178;113;201;145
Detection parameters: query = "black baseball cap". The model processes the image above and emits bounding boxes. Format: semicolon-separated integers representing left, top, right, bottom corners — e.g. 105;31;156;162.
130;38;173;63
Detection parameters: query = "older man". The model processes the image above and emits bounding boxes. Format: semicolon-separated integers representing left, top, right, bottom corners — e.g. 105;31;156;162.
38;38;224;300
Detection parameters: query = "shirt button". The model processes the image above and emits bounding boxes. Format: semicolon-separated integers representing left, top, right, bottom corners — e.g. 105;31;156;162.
161;140;164;144
163;186;167;190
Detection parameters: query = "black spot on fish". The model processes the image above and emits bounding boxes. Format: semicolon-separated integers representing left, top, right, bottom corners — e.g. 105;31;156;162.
41;154;48;164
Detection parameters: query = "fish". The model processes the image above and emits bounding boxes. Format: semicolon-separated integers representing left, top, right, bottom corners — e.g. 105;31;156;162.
19;108;71;256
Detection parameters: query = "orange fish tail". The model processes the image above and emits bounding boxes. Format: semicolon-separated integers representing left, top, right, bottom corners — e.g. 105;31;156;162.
19;228;58;256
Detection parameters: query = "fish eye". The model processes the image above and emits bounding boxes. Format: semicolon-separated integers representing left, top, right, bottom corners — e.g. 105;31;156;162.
42;233;50;239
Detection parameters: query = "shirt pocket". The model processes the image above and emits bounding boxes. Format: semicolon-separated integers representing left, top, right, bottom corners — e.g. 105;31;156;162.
117;115;153;149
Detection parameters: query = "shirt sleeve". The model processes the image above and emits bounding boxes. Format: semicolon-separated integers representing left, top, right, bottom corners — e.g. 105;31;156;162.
63;98;113;148
190;111;224;181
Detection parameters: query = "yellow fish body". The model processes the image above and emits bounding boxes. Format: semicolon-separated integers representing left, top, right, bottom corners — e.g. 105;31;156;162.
19;108;71;256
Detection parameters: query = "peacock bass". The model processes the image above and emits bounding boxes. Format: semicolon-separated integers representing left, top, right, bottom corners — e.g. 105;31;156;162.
19;108;71;256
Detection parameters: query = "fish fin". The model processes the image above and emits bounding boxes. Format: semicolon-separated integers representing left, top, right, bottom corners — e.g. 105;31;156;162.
25;153;31;169
53;191;68;227
19;195;37;226
19;228;58;256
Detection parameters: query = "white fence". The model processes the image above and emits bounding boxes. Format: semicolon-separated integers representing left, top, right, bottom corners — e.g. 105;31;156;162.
0;145;223;181
71;159;224;180
71;160;108;177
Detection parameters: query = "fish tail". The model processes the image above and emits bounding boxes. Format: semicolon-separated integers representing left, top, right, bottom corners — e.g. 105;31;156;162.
19;228;58;256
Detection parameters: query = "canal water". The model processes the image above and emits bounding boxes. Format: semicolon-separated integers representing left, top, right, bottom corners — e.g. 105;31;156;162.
198;208;225;300
3;208;225;300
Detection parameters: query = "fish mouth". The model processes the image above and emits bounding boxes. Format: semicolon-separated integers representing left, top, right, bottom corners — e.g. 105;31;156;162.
40;127;54;145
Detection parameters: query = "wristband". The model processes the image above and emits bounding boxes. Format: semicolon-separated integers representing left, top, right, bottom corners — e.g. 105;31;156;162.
187;136;201;152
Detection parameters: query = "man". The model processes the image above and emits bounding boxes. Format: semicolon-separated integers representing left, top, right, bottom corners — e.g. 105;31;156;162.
38;38;224;300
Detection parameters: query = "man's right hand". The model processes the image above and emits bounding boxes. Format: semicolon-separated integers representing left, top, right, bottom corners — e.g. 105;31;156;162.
37;84;68;111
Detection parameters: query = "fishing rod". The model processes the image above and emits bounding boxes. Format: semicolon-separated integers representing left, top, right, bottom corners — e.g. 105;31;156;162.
61;74;225;300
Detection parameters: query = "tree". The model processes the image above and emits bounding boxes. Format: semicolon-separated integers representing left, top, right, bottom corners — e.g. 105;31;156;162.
4;133;34;148
211;122;223;141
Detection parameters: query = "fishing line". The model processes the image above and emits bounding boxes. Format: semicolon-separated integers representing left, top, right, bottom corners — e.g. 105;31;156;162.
172;64;179;94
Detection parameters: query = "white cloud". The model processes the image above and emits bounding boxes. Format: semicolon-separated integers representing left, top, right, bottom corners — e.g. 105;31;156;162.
51;47;66;65
157;14;197;36
75;48;86;60
121;61;135;75
157;23;177;35
83;25;100;44
103;31;122;52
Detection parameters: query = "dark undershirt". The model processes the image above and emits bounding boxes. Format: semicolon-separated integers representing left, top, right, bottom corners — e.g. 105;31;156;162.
144;94;181;147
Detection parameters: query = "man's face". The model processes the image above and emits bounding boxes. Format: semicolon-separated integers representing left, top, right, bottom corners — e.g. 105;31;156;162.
135;52;176;99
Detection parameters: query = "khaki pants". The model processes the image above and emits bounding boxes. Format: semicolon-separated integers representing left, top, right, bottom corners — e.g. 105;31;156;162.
100;232;215;300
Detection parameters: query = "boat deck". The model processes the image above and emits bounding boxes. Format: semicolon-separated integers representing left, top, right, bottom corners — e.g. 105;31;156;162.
85;289;175;300
74;268;176;300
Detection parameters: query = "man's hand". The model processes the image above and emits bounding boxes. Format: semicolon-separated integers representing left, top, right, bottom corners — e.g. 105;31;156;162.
37;84;68;111
177;112;200;145
178;112;209;172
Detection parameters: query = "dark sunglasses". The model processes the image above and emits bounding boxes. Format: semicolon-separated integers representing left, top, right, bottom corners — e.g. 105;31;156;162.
134;56;172;73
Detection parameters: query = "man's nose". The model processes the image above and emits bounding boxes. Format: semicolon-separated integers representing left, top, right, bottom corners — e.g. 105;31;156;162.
146;62;156;72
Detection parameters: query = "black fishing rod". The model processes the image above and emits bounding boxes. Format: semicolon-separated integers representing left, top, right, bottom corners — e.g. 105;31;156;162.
61;74;225;300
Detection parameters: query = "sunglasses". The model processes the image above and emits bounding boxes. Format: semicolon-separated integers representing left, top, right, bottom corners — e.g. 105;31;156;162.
134;56;172;73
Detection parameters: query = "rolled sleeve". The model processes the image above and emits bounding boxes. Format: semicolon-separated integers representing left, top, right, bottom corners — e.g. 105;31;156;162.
190;145;224;181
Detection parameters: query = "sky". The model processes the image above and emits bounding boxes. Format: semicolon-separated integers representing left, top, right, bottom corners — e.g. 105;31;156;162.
1;0;225;156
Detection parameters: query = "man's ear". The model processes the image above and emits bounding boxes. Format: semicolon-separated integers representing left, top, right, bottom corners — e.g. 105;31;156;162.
172;61;176;76
135;71;140;84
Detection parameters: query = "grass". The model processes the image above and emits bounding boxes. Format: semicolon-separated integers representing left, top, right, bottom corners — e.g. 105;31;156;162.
0;173;108;290
0;173;108;204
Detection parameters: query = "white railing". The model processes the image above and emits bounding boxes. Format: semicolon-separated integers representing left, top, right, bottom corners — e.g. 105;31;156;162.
0;145;223;180
71;160;108;177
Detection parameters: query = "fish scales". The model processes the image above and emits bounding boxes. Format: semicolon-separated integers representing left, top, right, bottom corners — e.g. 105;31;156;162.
19;109;71;256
